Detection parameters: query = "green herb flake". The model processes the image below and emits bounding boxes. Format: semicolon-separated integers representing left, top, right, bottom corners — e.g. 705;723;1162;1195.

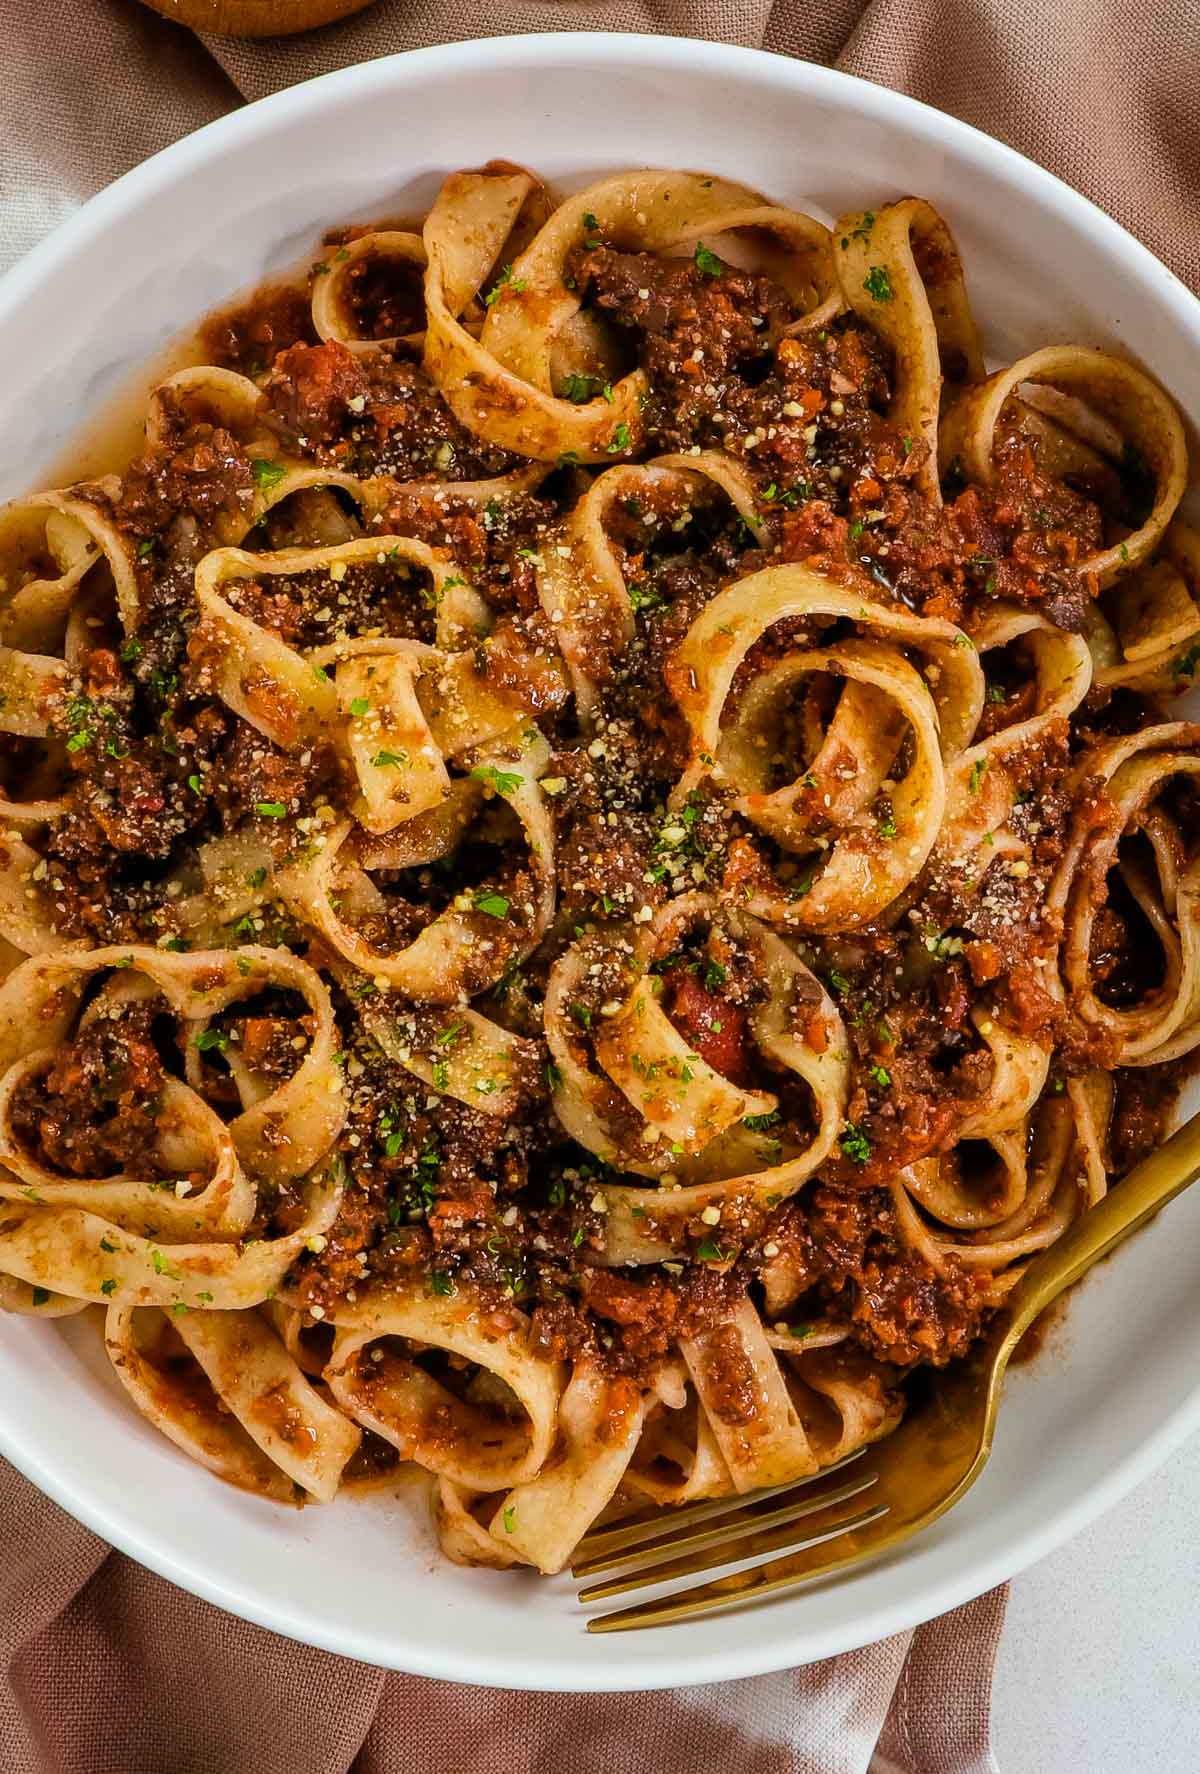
470;764;523;796
693;241;723;278
474;890;510;919
840;1122;872;1165
840;211;875;248
250;458;287;493
255;800;286;818
862;266;893;303
484;264;527;307
562;372;598;403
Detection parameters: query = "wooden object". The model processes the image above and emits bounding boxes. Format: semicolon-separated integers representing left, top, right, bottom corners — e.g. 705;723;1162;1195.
139;0;377;37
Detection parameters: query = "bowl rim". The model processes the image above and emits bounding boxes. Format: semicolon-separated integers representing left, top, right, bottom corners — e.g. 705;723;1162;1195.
2;30;1199;1691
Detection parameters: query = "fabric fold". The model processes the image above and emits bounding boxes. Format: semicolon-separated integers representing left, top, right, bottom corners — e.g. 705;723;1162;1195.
2;0;1193;1766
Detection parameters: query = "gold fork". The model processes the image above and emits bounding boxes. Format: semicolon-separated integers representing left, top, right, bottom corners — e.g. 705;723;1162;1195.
574;1107;1200;1631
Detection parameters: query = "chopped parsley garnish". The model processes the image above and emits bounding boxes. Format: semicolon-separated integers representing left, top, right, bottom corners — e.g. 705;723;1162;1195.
349;696;370;718
255;801;286;818
484;264;527;306
605;422;632;454
31;1287;50;1307
742;1110;781;1133
862;265;893;303
1175;642;1200;679
502;1506;516;1533
371;749;407;769
840;1122;872;1165
696;1237;728;1263
968;758;988;794
869;1063;891;1088
693;241;723;278
250;458;287;493
562;372;599;403
470;764;522;795
827;970;851;996
570;1002;592;1029
100;1279;117;1297
195;1029;229;1053
628;582;667;615
428;1271;454;1296
840;211;876;248
474;890;511;919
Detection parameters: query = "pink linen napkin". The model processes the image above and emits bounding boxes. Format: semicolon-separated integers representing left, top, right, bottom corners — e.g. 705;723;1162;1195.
0;1456;1008;1773
2;1;1196;1767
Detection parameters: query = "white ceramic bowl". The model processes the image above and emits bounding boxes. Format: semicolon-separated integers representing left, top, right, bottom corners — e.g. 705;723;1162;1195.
2;33;1199;1692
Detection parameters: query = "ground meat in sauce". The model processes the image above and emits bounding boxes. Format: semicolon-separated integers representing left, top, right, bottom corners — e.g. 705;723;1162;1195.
776;1185;990;1368
14;194;1192;1428
10;1001;167;1179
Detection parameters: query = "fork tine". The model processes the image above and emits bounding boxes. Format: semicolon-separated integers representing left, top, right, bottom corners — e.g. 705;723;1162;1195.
584;1502;891;1631
578;1487;887;1601
571;1447;868;1567
573;1471;879;1579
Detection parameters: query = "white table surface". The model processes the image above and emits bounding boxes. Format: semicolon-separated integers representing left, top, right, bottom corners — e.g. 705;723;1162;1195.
992;1431;1200;1772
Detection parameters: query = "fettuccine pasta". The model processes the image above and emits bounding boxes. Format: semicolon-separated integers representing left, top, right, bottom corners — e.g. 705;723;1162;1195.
0;165;1194;1577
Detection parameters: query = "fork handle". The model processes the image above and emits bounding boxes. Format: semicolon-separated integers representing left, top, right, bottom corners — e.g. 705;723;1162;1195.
1004;1107;1200;1348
